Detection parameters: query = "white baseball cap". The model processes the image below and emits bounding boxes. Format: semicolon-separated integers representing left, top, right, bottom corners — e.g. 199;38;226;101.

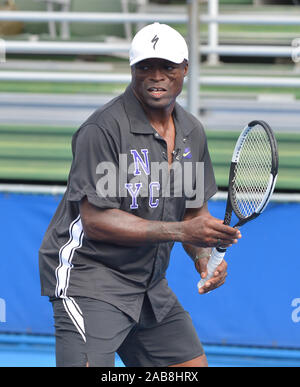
129;22;189;66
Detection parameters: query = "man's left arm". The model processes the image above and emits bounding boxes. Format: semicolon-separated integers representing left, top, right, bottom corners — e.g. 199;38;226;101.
182;202;228;294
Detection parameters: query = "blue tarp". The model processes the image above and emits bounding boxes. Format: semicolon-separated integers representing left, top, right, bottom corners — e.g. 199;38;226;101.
0;193;299;348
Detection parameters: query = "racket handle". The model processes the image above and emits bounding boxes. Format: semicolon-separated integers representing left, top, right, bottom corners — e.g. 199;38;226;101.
197;248;226;290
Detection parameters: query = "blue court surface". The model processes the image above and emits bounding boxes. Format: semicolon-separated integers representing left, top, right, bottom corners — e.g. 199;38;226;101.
1;195;300;367
1;334;300;367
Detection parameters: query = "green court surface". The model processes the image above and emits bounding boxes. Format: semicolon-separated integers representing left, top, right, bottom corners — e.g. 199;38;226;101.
0;124;298;191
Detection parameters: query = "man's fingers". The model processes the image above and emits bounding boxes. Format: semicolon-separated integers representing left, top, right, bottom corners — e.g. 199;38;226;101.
207;219;241;247
213;222;241;238
212;229;241;248
196;257;210;279
198;258;228;295
185;214;241;248
214;232;241;241
199;277;227;294
214;238;236;247
198;266;228;294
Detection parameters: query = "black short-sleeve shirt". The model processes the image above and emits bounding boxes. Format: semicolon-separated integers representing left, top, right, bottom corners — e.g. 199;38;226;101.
39;85;217;323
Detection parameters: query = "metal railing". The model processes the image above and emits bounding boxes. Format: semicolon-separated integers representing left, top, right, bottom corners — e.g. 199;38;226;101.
1;6;300;109
0;40;295;57
0;10;299;58
1;71;300;88
1;11;300;25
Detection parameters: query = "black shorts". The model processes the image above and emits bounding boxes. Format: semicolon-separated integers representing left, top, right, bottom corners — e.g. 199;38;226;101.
51;295;204;367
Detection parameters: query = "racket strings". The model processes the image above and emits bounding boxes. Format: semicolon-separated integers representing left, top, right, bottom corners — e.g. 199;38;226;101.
232;127;272;218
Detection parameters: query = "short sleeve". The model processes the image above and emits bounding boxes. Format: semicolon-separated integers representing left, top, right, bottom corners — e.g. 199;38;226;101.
67;123;121;209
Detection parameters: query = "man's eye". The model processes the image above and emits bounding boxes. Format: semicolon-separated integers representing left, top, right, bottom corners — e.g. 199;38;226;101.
166;66;175;71
137;65;150;71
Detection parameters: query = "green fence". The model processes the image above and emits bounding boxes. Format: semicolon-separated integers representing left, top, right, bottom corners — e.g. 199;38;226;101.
0;124;298;190
206;130;300;190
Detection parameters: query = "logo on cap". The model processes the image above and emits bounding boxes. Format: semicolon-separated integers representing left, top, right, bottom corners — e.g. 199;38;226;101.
151;35;159;50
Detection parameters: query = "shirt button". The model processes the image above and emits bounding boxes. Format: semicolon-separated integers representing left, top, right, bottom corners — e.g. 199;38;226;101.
183;138;187;143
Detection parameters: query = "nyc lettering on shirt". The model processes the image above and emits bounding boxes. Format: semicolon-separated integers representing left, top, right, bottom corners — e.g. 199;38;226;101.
125;149;160;210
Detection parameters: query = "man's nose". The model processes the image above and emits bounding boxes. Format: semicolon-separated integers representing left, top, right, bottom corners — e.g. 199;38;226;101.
149;68;165;81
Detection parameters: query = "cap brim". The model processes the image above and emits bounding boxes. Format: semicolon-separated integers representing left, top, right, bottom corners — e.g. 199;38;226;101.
130;53;187;66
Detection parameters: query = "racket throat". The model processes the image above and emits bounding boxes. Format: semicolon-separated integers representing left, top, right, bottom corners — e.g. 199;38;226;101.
234;212;259;228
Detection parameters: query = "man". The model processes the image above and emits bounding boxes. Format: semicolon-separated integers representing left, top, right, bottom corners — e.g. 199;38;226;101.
39;23;241;367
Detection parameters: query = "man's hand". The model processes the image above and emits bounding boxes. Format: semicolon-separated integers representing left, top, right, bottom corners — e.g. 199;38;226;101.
182;212;241;248
195;257;228;294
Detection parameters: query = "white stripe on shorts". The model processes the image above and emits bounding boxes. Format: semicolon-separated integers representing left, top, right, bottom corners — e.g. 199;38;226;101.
62;297;86;343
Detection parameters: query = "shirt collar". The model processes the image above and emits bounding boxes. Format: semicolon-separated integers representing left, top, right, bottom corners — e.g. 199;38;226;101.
172;102;198;137
123;86;155;134
123;85;197;137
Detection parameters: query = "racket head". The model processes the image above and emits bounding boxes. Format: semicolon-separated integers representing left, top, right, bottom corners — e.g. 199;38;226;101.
227;120;278;227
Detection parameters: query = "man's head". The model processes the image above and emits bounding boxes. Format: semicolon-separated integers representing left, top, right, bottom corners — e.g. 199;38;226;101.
129;23;189;111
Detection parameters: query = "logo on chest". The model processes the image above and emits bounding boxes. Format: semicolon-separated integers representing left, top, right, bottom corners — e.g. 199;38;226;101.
182;147;192;159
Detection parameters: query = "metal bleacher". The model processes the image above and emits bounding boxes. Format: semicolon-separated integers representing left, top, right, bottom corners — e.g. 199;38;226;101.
0;0;300;190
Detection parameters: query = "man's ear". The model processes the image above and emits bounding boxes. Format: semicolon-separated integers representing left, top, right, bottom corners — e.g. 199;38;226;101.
183;62;189;77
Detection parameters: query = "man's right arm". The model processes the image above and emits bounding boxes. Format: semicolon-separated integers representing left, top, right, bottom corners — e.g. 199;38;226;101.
79;197;240;248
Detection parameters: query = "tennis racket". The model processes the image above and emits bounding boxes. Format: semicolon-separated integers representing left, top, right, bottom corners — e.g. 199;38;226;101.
197;120;279;290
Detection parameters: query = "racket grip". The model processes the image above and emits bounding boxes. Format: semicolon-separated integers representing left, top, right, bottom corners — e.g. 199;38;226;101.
197;248;226;290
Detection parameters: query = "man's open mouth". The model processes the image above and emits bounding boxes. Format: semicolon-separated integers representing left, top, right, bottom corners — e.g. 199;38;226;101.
147;87;167;98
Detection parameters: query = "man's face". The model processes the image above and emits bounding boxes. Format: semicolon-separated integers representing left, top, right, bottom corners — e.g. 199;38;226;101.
130;58;188;110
